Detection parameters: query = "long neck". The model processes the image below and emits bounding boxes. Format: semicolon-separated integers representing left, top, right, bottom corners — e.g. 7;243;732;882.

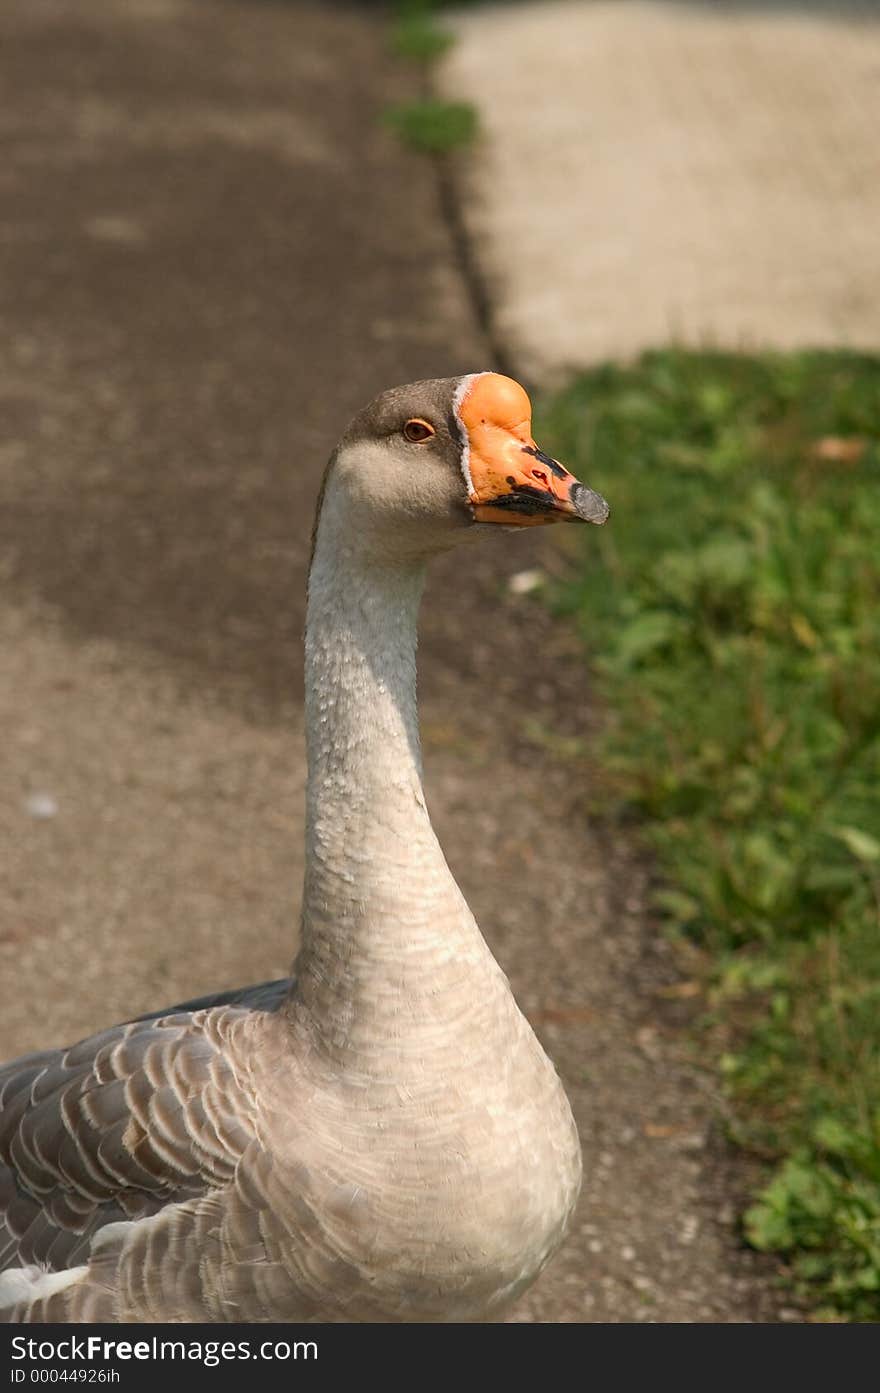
290;482;502;1060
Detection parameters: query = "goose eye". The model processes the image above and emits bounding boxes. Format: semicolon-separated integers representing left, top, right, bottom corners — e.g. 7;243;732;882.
403;418;435;444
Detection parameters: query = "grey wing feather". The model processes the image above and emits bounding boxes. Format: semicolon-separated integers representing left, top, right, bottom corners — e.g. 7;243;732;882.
0;991;279;1282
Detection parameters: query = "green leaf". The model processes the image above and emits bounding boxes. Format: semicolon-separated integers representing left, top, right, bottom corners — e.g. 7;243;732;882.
613;610;678;665
829;825;880;863
813;1116;861;1160
652;887;701;925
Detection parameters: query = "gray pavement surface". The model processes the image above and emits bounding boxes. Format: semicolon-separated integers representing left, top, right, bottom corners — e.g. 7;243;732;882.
1;0;779;1320
440;0;880;381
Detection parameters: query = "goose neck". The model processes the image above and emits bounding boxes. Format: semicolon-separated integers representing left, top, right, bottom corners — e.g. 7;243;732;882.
291;492;490;1054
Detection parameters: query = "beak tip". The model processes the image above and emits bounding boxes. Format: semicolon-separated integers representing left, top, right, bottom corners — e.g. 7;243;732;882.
570;483;610;525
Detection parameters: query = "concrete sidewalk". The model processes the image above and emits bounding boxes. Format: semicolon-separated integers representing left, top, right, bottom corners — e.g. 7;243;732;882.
1;0;777;1321
440;0;880;381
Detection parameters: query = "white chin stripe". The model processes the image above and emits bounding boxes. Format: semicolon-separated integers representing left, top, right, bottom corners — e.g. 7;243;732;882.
453;372;491;497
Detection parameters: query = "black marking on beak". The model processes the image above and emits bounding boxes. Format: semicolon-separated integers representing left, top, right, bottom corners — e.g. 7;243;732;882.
521;444;569;480
489;483;559;516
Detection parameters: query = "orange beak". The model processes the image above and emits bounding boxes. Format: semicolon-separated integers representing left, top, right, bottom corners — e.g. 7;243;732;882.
456;373;609;528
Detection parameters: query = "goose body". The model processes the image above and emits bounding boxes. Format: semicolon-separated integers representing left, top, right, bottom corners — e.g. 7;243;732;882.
0;373;608;1323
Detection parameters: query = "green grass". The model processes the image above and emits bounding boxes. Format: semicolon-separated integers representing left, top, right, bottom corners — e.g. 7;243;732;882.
385;2;478;154
383;99;477;154
535;350;880;1320
391;6;455;64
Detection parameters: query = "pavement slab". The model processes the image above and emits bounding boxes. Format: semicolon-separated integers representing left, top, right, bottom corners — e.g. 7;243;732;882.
440;0;880;381
1;0;778;1320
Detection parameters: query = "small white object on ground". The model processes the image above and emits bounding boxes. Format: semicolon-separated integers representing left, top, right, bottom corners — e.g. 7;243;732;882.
507;568;546;596
24;793;59;819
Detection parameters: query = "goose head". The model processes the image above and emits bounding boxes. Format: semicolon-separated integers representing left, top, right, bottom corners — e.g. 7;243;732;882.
324;371;609;562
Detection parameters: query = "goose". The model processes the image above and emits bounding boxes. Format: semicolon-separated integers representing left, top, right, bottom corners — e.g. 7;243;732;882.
0;371;608;1324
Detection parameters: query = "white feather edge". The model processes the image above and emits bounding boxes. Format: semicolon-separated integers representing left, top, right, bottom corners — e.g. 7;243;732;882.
0;1263;86;1309
452;371;491;497
0;1219;136;1311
